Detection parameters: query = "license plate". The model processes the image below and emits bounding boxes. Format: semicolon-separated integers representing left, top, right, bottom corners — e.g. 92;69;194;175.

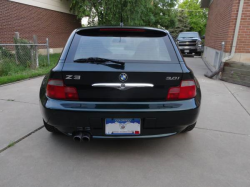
105;118;141;135
184;50;190;53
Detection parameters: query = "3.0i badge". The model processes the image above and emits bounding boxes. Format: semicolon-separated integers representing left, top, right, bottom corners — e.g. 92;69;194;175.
119;73;128;82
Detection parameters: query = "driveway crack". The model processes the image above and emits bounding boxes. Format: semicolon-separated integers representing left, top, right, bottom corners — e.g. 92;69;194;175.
0;99;38;105
196;127;250;137
0;126;44;153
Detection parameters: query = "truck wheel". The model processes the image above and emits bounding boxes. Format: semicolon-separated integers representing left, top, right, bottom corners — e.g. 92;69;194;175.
43;120;59;133
182;123;196;133
196;52;202;56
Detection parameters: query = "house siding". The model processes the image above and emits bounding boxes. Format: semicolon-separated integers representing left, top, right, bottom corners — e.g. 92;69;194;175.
236;0;250;53
0;0;81;48
203;0;250;87
9;0;72;14
204;0;250;53
204;0;238;53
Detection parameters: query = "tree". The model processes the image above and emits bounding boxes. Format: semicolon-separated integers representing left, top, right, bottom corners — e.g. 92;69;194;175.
70;0;152;26
144;0;178;29
169;10;191;39
178;0;208;35
70;0;178;28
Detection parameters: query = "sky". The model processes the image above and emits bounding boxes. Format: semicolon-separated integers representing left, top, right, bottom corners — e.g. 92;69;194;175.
81;17;88;25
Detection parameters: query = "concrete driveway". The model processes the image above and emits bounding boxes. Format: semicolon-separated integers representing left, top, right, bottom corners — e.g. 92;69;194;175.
0;58;250;187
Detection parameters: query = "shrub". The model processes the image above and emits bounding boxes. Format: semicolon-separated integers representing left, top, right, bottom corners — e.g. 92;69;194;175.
0;46;15;60
14;37;33;67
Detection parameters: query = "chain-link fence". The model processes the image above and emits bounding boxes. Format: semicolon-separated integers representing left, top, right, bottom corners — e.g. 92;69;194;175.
0;33;50;77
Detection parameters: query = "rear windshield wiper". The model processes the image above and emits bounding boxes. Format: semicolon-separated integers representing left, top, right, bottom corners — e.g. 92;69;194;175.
74;57;125;66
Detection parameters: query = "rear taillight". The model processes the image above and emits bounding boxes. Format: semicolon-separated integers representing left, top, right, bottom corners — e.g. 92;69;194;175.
46;79;79;100
167;80;196;100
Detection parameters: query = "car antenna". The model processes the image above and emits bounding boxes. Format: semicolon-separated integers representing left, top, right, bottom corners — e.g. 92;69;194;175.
120;0;123;27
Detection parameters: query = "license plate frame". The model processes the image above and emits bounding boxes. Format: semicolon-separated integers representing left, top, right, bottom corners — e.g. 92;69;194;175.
105;118;141;135
184;50;190;53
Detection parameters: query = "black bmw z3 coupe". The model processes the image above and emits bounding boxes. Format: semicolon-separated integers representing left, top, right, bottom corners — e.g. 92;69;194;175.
39;27;201;141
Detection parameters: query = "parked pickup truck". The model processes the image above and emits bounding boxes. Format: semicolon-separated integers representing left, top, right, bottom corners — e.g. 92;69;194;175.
176;32;204;56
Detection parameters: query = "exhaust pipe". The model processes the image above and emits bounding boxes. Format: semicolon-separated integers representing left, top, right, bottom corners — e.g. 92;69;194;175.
72;132;91;142
82;132;91;142
73;132;83;142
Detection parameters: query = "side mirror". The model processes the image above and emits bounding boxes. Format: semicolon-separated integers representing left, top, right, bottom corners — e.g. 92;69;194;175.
201;35;205;39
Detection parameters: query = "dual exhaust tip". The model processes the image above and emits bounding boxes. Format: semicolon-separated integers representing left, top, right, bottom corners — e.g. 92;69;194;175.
73;132;91;142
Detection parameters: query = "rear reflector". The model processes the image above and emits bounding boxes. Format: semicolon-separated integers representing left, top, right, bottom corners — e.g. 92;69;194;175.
100;28;145;32
167;80;196;100
46;79;79;100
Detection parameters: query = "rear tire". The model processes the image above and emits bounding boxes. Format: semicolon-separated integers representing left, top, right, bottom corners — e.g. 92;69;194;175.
43;120;59;133
182;123;196;133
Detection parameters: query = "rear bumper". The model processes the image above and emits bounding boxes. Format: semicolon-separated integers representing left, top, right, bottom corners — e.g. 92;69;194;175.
93;133;177;139
40;97;201;138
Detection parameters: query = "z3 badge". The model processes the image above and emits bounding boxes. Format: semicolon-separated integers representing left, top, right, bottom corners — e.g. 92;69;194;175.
66;75;81;80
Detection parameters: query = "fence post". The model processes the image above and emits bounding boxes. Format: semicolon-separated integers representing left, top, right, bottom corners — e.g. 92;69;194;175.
14;32;19;64
46;38;50;66
30;40;34;67
33;35;39;68
0;41;2;60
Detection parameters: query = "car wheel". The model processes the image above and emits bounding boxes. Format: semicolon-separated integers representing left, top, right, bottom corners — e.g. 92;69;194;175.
43;120;59;133
182;123;196;133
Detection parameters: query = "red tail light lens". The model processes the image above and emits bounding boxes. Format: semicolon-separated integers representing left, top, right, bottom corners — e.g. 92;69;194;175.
167;80;196;100
46;79;79;100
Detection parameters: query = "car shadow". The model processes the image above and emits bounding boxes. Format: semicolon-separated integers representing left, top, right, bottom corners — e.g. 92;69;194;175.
46;132;192;156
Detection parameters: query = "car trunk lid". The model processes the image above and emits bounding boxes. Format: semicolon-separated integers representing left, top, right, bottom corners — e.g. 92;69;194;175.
62;62;183;101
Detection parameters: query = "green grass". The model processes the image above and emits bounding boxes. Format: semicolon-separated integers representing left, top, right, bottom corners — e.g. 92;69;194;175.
7;141;16;148
0;54;60;85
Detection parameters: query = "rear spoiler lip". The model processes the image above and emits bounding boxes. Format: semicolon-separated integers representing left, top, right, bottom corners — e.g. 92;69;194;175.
75;26;170;35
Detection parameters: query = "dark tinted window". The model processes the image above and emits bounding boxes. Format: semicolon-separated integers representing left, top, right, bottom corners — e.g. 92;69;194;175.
178;32;200;39
66;32;179;63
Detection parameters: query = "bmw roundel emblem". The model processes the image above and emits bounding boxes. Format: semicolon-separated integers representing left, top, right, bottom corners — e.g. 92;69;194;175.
119;73;128;82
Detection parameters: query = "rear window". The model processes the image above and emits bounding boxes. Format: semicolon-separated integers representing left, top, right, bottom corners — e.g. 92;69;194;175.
178;32;200;39
66;31;179;63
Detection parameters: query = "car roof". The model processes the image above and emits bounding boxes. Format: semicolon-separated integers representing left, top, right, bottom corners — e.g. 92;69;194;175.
76;26;169;34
